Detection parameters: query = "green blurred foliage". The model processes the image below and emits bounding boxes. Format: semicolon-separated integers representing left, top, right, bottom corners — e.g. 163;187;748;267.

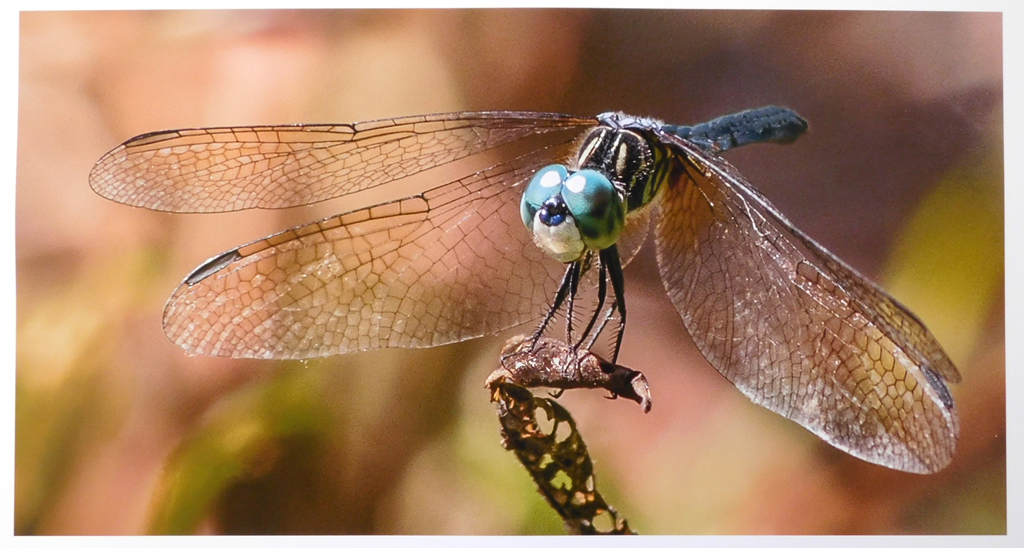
16;248;166;534
883;133;1004;369
147;364;331;534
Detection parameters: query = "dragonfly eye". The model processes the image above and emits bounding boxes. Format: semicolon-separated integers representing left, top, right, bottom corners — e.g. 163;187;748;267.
561;170;625;250
521;165;569;229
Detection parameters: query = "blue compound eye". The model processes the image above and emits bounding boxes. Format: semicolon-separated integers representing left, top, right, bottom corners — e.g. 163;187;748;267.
560;170;625;250
521;165;569;229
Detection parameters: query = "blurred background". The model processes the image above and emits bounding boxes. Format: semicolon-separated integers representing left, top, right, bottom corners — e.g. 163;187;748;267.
16;10;1003;535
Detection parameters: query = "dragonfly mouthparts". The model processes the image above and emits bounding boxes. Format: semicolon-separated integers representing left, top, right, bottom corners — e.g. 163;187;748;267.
538;196;569;227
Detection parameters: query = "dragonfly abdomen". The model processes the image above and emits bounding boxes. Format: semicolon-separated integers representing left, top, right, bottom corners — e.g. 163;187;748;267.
663;106;809;153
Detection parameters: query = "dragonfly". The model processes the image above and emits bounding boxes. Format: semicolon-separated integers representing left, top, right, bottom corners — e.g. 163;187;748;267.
90;106;960;474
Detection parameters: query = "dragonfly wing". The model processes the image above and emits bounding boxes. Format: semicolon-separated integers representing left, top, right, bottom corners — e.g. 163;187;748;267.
90;111;595;212
163;142;578;359
615;202;653;269
652;131;959;473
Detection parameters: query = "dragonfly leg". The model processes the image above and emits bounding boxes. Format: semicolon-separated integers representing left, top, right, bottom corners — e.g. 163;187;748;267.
520;261;579;355
578;246;626;361
602;245;627;364
574;258;607;352
564;259;583;350
584;306;615;350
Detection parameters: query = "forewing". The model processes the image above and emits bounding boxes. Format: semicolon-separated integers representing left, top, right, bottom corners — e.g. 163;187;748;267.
90;111;595;212
652;131;959;473
163;143;578;359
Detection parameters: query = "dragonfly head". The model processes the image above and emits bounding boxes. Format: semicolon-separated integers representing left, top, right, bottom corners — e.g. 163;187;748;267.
521;164;626;263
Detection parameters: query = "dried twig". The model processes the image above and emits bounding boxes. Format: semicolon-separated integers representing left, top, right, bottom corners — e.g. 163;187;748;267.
486;336;653;534
490;335;652;412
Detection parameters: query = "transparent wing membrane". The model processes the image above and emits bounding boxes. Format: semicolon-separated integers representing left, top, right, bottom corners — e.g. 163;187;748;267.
162;143;579;359
90;112;595;212
651;131;959;473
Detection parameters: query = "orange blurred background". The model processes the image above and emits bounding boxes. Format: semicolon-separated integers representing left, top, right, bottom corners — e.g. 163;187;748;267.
16;10;1003;535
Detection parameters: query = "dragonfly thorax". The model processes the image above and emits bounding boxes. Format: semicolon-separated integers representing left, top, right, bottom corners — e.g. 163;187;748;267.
520;165;626;263
577;126;658;211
